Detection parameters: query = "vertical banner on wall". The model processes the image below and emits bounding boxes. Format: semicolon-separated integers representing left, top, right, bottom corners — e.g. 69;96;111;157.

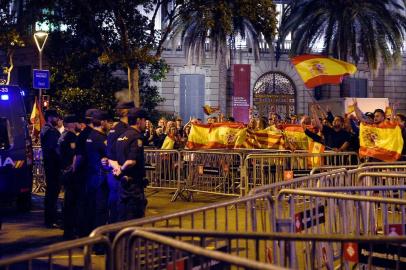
233;64;251;123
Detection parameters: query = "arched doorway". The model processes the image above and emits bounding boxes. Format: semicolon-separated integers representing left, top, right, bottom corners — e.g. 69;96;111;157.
253;72;296;119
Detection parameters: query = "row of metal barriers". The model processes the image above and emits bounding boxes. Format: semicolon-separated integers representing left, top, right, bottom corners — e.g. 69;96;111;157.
145;149;359;201
2;163;406;269
32;148;360;200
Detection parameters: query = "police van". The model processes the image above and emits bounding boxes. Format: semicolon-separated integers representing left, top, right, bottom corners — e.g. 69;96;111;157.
0;85;33;211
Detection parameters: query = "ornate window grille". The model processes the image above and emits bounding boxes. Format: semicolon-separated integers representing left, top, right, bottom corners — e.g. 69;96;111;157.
253;72;296;119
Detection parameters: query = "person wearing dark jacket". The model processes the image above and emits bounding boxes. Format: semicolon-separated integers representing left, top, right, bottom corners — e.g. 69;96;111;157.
310;106;351;152
72;110;95;237
114;109;149;221
84;110;110;234
40;109;61;228
106;102;133;224
58;114;79;239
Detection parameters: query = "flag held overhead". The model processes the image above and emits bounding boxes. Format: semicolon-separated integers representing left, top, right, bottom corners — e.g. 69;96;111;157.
291;54;357;88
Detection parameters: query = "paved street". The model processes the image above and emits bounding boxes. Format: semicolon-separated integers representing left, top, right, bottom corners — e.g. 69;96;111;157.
0;189;227;260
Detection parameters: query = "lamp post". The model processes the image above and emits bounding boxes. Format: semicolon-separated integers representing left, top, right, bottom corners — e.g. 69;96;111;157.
33;31;48;111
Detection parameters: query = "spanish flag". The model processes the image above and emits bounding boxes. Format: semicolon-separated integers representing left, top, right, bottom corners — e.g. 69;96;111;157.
282;125;309;150
308;140;325;167
30;97;45;137
186;123;246;149
161;135;175;150
203;105;220;115
186;124;210;149
359;122;404;161
291;54;357;89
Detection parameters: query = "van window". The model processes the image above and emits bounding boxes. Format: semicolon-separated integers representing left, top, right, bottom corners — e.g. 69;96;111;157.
0;117;12;150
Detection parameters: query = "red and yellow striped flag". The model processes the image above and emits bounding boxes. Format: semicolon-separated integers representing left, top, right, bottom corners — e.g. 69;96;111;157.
238;129;285;149
30;97;45;137
291;54;357;88
359;122;404;161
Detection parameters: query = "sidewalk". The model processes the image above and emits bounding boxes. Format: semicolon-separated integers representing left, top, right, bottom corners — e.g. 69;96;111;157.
0;189;228;259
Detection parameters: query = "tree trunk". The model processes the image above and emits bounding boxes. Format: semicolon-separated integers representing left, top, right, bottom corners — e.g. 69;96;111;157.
128;65;140;107
6;49;14;85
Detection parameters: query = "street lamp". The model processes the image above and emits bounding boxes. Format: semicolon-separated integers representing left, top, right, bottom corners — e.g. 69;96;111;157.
33;31;48;111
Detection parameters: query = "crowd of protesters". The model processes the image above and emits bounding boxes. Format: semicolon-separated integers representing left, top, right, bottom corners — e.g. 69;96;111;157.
140;101;406;159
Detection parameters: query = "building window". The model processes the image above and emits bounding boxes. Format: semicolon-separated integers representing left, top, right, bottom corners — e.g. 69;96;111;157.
341;77;368;97
253;72;296;119
179;74;205;121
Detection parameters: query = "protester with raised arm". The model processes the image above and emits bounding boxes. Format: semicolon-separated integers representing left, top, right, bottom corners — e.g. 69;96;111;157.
307;104;351;152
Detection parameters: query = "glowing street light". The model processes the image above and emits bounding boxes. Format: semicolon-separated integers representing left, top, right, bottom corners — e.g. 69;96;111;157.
33;31;49;111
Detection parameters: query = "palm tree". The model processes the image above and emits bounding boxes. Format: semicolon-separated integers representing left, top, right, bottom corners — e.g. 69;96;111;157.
171;0;278;113
279;0;406;71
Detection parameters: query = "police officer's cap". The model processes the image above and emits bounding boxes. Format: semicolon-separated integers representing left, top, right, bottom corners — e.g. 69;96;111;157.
115;101;135;110
63;114;78;123
129;109;149;120
85;108;99;118
44;109;59;119
92;110;110;121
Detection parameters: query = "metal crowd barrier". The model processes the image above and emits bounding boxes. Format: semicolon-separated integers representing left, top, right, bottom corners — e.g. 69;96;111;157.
91;191;274;240
173;150;243;200
89;170;351;242
31;148;360;199
250;165;406;196
275;188;406;236
310;161;406;174
346;165;406;186
4;166;406;269
144;149;181;196
32;146;45;193
275;189;406;268
357;172;406;186
241;152;359;196
112;228;287;270
133;228;406;270
248;168;349;196
0;235;111;270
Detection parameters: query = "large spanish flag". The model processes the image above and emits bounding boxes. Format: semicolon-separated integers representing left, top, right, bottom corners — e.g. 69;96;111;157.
30;97;45;137
186;122;246;149
359;122;404;161
282;124;309;150
291;54;357;88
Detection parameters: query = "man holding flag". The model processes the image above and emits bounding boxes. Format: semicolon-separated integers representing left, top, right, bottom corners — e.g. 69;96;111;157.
352;99;404;161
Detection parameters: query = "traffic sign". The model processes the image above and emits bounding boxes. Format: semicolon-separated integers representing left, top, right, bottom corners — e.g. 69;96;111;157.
33;69;50;89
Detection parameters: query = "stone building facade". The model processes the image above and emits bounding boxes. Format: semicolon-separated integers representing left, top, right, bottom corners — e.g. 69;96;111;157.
157;46;405;121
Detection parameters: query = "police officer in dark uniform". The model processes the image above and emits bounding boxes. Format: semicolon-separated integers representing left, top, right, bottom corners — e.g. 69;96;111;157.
73;109;96;236
40;109;62;228
85;110;110;233
57;114;79;239
106;101;134;224
114;109;148;221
